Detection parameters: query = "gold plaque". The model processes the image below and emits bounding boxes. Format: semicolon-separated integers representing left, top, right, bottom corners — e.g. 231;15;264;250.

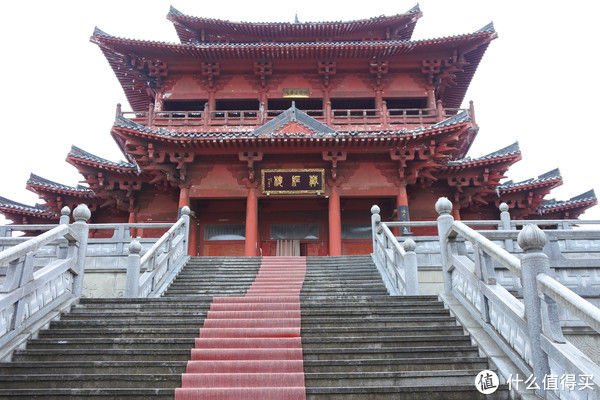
262;169;325;195
282;88;310;98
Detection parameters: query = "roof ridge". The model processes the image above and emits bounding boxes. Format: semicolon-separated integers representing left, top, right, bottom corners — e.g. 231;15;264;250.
0;196;50;212
252;105;337;136
475;22;495;33
167;9;421;26
449;141;520;166
69;145;136;169
93;26;111;37
27;173;94;193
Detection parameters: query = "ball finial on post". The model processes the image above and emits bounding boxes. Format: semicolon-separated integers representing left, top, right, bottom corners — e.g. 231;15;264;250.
499;202;509;212
59;206;71;224
517;224;547;252
128;239;142;254
370;205;380;215
403;238;417;252
180;205;191;216
73;204;91;222
435;197;452;215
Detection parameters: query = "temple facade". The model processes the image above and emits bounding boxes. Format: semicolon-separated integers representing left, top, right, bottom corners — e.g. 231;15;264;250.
1;6;596;256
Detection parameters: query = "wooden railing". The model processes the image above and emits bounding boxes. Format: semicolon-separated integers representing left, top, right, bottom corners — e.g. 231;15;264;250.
0;205;90;360
435;197;600;398
121;105;469;130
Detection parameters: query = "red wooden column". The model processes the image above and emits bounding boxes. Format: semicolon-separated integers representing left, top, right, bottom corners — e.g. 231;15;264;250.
452;206;461;221
244;187;258;256
396;182;410;235
328;186;342;256
178;187;190;209
128;209;137;238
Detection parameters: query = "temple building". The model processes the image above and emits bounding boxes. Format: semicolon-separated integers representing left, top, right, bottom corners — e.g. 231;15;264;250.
0;6;596;256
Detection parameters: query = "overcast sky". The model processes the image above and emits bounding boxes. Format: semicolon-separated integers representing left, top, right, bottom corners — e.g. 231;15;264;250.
0;0;598;223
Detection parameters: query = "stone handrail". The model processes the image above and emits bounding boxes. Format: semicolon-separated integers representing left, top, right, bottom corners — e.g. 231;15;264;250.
370;205;418;295
435;197;600;398
0;204;90;360
125;206;190;298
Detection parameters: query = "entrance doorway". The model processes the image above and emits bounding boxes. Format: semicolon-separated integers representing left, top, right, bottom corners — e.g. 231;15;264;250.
276;240;301;256
259;198;328;256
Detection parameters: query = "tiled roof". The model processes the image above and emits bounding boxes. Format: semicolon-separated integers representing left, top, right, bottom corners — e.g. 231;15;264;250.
113;109;472;140
448;142;520;166
429;110;471;129
252;105;337;136
27;173;94;195
167;6;422;43
0;196;54;216
92;27;493;52
539;190;597;213
92;23;495;112
497;168;562;191
68;145;138;171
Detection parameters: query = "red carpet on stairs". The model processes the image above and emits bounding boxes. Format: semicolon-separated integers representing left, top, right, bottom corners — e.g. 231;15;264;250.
175;257;307;400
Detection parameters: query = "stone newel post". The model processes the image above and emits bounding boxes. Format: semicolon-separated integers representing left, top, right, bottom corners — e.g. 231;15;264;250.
499;202;513;251
126;239;142;298
71;204;91;297
517;224;552;397
403;238;418;295
59;206;71;225
435;197;454;295
371;205;381;254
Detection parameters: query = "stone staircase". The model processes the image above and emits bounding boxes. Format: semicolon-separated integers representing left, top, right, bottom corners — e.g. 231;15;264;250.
0;255;508;399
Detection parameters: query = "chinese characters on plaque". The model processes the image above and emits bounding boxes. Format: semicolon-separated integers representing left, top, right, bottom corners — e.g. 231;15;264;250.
262;169;325;195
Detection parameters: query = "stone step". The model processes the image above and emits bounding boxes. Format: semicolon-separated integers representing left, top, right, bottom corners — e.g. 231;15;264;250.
0;361;187;375
303;370;484;387
0;374;181;389
26;338;196;350
302;346;479;360
303;357;490;373
0;388;174;399
12;349;192;362
301;335;472;349
304;385;509;399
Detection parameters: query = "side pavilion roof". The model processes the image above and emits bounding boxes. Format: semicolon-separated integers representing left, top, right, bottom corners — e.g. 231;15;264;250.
0;196;56;219
27;173;95;197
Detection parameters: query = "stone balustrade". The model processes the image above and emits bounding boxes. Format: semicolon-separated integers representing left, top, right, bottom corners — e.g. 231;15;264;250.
435;197;600;399
0;204;90;360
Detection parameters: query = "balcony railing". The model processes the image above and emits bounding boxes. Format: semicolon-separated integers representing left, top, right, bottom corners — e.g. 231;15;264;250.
120;101;472;131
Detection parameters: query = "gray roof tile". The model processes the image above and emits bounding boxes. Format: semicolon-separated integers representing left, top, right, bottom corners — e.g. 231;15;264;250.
68;145;137;170
27;173;94;194
498;168;562;190
114;108;471;140
252;104;337;136
448;142;520;166
539;190;597;211
0;196;52;215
